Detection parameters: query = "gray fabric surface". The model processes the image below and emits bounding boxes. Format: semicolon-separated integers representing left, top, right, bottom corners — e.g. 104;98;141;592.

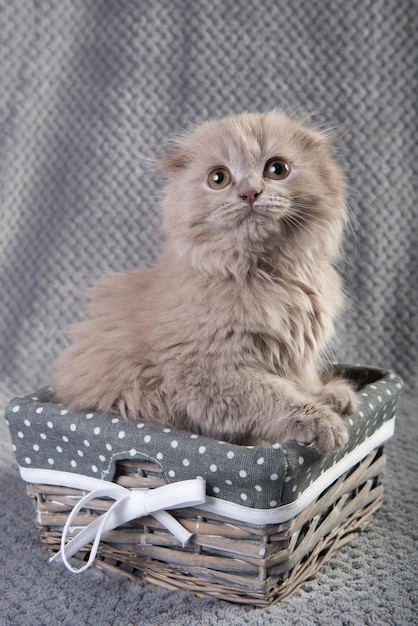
1;1;417;624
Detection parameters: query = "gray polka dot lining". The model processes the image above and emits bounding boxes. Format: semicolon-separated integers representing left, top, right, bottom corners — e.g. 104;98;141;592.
5;365;403;510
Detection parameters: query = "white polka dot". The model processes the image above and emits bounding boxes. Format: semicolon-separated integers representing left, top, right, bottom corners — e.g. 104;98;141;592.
70;423;77;432
270;473;278;481
83;439;90;447
24;419;31;427
118;431;125;439
77;450;84;457
257;457;265;465
144;435;151;443
12;405;20;413
94;427;101;435
99;455;106;462
298;456;304;465
60;409;68;416
348;418;354;426
386;389;392;396
182;458;190;467
111;417;119;424
361;392;368;397
25;457;31;464
359;411;364;418
368;403;374;410
163;428;171;433
170;440;178;449
130;448;137;456
168;470;176;477
47;421;54;429
270;500;278;507
31;397;38;401
225;479;232;486
198;446;206;454
70;460;77;468
239;470;247;478
137;423;145;429
48;458;55;466
86;413;94;419
12;444;16;452
36;407;44;414
92;465;98;473
213;487;220;494
285;475;292;482
240;493;248;501
377;396;383;402
33;444;40;451
62;435;69;442
17;431;24;438
190;434;198;439
106;443;112;451
255;485;262;492
272;443;281;449
156;452;164;460
226;451;235;459
292;485;297;492
56;446;62;453
210;464;217;472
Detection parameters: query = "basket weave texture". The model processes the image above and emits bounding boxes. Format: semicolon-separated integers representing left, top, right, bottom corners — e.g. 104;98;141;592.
29;447;384;605
6;364;402;605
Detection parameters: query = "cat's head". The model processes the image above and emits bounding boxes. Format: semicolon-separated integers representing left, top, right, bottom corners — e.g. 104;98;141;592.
161;111;346;276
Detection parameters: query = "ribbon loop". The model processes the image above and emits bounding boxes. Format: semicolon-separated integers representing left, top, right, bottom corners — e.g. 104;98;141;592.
50;478;206;573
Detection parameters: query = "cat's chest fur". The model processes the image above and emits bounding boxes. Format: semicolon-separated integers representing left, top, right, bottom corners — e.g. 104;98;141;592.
154;263;332;376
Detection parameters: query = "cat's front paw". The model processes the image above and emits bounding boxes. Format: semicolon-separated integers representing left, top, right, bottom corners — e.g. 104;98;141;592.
278;405;349;452
318;378;358;416
310;410;348;451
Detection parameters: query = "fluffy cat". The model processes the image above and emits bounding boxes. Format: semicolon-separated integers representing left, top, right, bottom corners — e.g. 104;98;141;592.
52;110;357;451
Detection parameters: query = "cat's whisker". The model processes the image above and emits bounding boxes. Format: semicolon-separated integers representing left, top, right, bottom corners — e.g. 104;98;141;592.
291;205;338;229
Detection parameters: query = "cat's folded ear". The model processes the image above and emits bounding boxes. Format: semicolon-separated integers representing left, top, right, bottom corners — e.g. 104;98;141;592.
158;137;191;171
285;111;342;149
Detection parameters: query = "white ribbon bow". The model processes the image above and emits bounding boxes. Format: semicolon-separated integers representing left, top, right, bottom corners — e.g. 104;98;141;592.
50;477;206;573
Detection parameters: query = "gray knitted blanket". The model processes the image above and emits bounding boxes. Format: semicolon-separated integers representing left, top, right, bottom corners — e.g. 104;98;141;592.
1;2;416;624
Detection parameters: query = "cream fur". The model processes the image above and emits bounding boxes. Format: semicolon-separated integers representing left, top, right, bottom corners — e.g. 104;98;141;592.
52;111;357;450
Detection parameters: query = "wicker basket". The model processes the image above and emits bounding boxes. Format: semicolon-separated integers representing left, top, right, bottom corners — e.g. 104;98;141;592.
6;365;402;606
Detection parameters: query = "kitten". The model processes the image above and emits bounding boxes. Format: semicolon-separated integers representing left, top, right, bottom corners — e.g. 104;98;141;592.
52;110;357;451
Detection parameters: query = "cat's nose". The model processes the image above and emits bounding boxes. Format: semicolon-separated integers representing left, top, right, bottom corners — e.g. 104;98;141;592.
240;188;261;205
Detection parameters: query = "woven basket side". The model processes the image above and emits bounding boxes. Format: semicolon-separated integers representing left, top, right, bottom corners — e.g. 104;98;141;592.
26;446;385;605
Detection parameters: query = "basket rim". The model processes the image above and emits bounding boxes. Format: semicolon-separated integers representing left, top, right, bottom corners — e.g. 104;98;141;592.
6;364;402;512
18;415;393;526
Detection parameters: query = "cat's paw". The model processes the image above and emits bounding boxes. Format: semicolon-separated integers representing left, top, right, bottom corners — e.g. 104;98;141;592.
278;405;349;452
318;378;358;416
311;410;348;451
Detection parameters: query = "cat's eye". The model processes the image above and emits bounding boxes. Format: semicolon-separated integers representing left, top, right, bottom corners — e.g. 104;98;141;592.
207;167;232;190
264;158;291;180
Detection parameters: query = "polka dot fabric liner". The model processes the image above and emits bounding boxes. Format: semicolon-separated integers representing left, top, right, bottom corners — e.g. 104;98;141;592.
5;365;403;510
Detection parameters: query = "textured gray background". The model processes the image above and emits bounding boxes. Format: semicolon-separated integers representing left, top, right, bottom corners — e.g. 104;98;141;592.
1;1;417;624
